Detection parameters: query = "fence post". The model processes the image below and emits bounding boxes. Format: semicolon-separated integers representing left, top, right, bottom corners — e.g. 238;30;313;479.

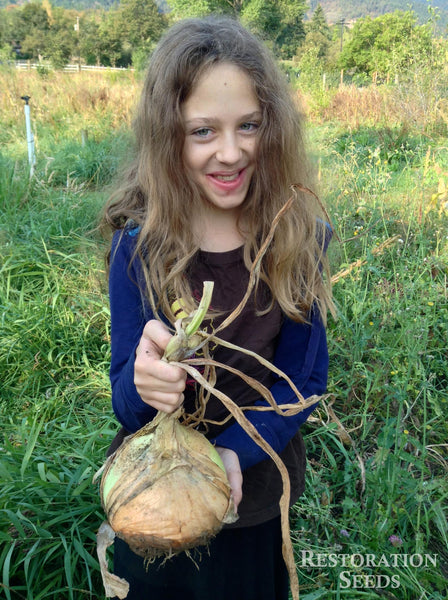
20;95;36;177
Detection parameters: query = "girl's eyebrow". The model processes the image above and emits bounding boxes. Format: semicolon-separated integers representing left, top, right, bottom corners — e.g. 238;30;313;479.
184;111;262;126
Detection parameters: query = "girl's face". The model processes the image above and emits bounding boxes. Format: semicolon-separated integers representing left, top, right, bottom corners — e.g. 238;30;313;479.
182;63;261;219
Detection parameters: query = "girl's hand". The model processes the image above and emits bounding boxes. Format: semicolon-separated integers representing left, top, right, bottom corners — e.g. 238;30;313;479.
135;323;242;508
134;320;187;413
216;447;243;511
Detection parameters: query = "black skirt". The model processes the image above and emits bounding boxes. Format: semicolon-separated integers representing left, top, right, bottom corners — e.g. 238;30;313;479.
113;516;289;600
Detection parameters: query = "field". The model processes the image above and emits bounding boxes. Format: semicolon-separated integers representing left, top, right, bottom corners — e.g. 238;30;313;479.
1;66;447;599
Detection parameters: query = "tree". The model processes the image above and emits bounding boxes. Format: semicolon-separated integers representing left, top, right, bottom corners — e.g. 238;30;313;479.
0;42;15;62
2;1;78;64
275;0;307;58
297;3;332;64
307;3;330;38
167;0;307;58
45;7;77;68
97;9;128;67
16;2;50;38
168;0;218;19
46;28;73;68
11;2;50;59
240;0;282;42
79;14;103;66
168;0;244;19
119;0;167;52
338;10;434;78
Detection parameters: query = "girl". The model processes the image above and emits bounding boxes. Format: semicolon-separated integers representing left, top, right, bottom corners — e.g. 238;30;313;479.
103;15;333;600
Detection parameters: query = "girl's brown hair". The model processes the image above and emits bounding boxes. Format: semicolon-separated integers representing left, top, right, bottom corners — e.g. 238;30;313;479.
104;15;334;324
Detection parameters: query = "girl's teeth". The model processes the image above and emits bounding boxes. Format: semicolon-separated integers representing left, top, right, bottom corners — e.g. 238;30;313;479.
215;173;239;182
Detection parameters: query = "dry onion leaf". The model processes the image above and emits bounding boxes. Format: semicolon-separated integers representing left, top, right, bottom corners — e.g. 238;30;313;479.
96;521;130;599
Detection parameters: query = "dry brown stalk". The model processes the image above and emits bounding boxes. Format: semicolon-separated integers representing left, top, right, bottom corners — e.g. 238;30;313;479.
184;356;317;421
208;183;334;340
171;354;320;600
331;235;401;284
211;188;296;337
160;186;327;600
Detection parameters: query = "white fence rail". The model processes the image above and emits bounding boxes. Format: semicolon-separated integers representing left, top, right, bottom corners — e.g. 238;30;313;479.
15;61;132;72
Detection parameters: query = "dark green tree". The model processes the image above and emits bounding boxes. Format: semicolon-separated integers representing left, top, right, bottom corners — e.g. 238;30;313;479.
46;28;73;67
119;0;167;52
168;0;243;18
168;0;217;18
0;8;13;49
45;6;77;67
307;3;330;37
298;3;332;63
10;2;50;59
79;14;103;66
275;0;306;58
97;9;128;67
240;0;282;42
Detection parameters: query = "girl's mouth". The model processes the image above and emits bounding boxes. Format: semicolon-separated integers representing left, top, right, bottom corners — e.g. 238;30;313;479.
207;169;246;191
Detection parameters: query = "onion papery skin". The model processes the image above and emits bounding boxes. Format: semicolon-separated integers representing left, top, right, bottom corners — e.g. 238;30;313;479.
100;411;234;559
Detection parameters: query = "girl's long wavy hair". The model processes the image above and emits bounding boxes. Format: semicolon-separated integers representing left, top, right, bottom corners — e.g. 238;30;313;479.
103;15;334;325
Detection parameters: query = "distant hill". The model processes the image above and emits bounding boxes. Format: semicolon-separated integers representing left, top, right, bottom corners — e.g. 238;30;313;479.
0;0;167;10
308;0;448;27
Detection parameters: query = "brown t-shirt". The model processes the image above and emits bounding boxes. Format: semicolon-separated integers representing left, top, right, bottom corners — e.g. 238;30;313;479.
184;246;306;528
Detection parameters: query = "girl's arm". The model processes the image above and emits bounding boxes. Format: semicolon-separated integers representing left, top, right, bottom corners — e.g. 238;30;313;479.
211;311;328;471
108;230;185;431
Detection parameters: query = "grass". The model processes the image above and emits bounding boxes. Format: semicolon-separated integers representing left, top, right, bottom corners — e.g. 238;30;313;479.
1;67;447;599
294;122;448;598
1;406;112;599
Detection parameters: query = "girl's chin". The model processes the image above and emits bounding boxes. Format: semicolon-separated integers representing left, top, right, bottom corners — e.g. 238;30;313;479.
202;189;249;213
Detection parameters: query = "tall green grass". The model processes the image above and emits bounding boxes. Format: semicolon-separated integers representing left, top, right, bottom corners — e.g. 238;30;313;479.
1;406;113;599
0;151;113;598
1;70;447;599
292;126;448;599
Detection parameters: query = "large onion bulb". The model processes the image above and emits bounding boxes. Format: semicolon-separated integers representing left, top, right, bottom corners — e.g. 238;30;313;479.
99;409;237;559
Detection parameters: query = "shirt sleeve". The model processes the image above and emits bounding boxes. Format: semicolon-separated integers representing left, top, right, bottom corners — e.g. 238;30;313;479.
108;229;158;431
212;310;328;471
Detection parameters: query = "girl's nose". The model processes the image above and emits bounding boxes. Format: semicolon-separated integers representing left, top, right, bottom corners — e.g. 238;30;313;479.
216;133;242;164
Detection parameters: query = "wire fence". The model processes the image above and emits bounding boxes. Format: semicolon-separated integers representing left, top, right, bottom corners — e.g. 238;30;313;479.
14;61;133;72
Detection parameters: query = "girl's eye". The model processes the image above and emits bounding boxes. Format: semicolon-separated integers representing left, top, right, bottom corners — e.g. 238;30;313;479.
193;127;212;138
240;122;259;132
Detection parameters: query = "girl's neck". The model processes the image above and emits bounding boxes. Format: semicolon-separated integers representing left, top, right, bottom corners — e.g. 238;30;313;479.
195;209;246;253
